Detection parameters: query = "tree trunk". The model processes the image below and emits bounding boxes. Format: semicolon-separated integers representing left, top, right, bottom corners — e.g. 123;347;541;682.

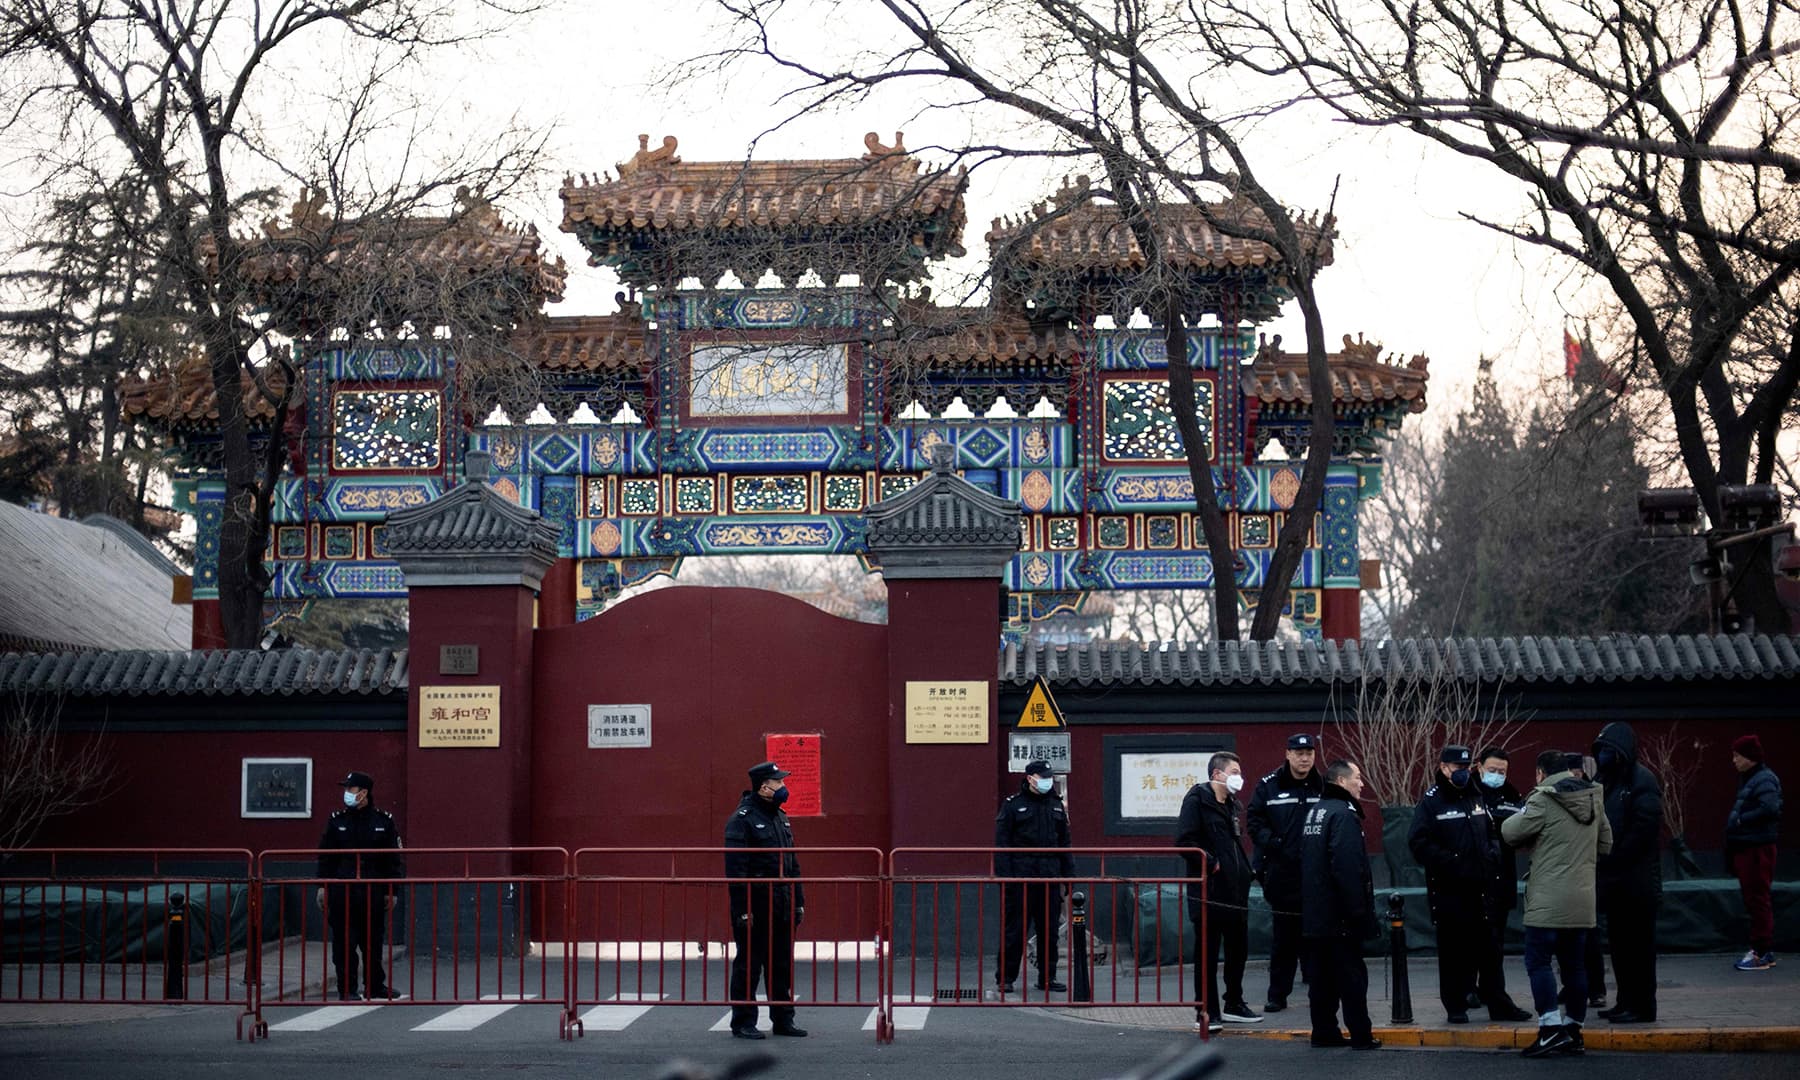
1252;280;1335;640
1164;295;1241;640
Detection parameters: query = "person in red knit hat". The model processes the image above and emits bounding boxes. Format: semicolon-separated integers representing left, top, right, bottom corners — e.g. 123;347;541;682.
1726;735;1782;971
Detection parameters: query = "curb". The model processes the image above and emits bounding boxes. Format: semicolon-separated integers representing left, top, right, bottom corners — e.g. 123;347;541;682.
1227;1025;1800;1052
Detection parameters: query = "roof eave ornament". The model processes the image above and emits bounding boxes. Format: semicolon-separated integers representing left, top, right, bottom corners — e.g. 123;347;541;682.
863;130;907;161
617;134;680;179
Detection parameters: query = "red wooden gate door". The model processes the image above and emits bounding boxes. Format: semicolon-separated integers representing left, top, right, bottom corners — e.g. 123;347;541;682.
532;586;890;943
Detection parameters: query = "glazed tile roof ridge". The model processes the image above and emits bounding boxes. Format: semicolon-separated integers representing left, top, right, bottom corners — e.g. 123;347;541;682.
0;648;409;697
560;133;967;240
986;198;1335;271
119;351;292;428
998;634;1800;686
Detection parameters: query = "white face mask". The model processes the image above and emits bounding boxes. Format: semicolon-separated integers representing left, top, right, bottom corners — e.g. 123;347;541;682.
1032;776;1055;794
1224;774;1244;794
343;790;359;808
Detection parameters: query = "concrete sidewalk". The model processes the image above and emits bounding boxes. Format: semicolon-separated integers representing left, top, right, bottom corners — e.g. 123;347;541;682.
1050;952;1800;1051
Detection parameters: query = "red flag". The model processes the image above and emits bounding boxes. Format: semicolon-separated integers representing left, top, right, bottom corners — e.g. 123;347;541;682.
1564;330;1582;380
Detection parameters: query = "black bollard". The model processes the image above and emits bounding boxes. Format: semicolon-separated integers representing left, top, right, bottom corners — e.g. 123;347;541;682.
164;892;188;1000
1387;892;1412;1024
1070;891;1092;1002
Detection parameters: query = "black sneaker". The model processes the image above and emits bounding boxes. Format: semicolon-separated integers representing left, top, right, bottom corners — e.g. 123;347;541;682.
1038;981;1068;993
772;1023;808;1037
1446;1010;1470;1024
1521;1025;1572;1058
730;1026;766;1040
1221;1002;1263;1024
339;990;363;1002
1559;1024;1585;1055
368;987;405;1000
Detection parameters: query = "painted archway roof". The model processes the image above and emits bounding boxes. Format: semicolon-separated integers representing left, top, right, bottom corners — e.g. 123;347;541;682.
986;197;1336;272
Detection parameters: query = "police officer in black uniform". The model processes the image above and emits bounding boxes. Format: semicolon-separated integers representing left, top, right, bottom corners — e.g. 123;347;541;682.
315;770;405;1001
724;761;806;1039
1247;733;1324;1012
995;760;1075;995
1300;759;1381;1050
1408;745;1527;1023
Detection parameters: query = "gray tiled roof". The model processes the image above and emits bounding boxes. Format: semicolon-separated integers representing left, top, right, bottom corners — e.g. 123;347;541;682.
0;648;408;697
1001;634;1800;687
0;501;189;651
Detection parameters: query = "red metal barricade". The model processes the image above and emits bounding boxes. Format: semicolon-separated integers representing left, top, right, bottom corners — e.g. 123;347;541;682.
567;847;887;1040
250;847;575;1039
886;847;1207;1040
0;848;260;1039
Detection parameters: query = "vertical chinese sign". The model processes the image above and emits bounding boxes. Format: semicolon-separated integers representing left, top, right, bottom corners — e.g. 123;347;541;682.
764;733;823;817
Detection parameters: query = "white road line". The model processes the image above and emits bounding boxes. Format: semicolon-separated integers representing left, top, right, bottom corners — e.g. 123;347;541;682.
268;1005;382;1032
579;993;668;1031
863;996;931;1031
708;1011;739;1032
410;992;538;1032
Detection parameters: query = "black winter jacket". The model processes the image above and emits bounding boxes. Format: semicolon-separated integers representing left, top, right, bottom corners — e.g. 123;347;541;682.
1300;782;1378;941
1593;722;1664;900
995;784;1076;878
1725;764;1783;850
723;791;805;918
1247;766;1325;903
1175;783;1252;916
1481;779;1526;913
1409;778;1500;923
316;804;405;881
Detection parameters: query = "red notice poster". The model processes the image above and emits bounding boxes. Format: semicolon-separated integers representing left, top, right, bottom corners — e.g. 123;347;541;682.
764;733;822;817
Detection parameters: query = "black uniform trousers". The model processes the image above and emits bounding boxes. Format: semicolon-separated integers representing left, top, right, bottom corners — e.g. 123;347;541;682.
1433;893;1506;1015
325;884;389;998
1304;937;1372;1044
1592;895;1658;1017
729;887;797;1029
1265;891;1309;1005
1193;905;1249;1019
997;882;1062;988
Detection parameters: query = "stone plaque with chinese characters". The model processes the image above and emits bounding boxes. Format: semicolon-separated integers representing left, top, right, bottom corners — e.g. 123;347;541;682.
419;685;501;747
903;681;990;744
688;342;848;419
1118;752;1210;818
587;704;652;749
438;644;479;675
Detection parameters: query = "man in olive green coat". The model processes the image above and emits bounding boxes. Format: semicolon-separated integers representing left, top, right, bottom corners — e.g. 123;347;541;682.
1502;751;1613;1059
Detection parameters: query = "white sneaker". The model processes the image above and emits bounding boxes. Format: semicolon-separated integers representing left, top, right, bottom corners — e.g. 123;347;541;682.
1193;1017;1223;1033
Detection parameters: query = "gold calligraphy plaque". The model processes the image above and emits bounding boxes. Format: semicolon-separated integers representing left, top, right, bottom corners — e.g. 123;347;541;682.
419;685;501;748
904;681;990;744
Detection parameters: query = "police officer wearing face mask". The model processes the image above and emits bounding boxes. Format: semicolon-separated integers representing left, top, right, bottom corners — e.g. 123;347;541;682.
1247;733;1325;1012
995;760;1076;996
315;770;405;1001
1409;745;1528;1023
1476;746;1529;1013
724;761;806;1039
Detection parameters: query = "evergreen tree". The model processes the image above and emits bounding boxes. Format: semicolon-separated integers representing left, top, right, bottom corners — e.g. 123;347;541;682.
1394;354;1696;637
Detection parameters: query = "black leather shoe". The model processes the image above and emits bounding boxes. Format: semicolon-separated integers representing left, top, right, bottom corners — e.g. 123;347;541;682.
1489;1002;1533;1022
730;1026;766;1040
1587;995;1607;1009
1265;999;1288;1013
1039;981;1068;993
772;1024;808;1037
1606;1010;1655;1024
1350;1039;1383;1051
1310;1034;1350;1048
1465;991;1484;1009
1446;1011;1470;1024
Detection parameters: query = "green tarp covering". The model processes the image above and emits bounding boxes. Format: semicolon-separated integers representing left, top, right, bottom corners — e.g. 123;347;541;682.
2;884;252;964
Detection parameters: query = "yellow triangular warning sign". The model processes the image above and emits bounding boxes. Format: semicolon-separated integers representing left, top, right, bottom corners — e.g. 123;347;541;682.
1015;677;1065;729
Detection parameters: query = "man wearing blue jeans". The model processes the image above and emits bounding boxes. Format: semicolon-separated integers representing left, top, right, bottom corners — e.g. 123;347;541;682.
1502;751;1613;1058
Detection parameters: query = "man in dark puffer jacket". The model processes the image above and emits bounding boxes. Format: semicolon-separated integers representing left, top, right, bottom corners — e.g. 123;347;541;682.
1588;722;1663;1023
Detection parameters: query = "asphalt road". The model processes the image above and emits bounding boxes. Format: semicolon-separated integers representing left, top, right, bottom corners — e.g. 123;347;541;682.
4;1001;1799;1080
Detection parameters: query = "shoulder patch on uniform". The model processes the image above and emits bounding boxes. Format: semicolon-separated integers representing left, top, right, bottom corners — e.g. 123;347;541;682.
737;809;748;816
1261;770;1280;782
1425;785;1440;796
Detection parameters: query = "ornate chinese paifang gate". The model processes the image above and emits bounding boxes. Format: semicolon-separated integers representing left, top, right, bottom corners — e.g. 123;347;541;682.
133;132;1430;642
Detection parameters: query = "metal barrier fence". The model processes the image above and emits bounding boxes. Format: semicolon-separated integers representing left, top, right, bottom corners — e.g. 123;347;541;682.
567;847;888;1039
251;847;575;1039
0;848;260;1040
887;847;1208;1037
2;845;1205;1044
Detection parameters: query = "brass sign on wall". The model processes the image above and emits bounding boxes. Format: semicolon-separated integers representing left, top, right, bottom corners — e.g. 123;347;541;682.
903;680;990;744
419;685;501;747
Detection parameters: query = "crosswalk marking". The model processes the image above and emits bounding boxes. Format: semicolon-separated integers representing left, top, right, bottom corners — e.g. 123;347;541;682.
579;993;668;1031
863;995;931;1031
410;993;538;1032
268;1004;382;1032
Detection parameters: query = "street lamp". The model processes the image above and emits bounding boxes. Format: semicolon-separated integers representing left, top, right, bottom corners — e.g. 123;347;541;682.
1637;485;1796;634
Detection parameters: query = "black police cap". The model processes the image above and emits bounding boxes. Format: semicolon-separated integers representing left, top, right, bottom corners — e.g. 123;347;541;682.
338;770;374;790
748;761;790;786
1440;745;1473;766
1286;733;1317;750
